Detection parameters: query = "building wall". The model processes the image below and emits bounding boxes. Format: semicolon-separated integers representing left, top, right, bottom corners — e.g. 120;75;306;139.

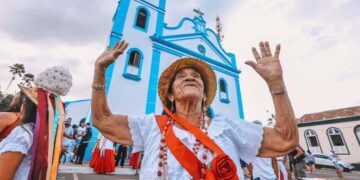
299;120;360;164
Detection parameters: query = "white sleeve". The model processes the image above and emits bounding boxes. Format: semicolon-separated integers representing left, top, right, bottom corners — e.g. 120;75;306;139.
0;126;33;155
127;114;157;153
227;118;264;163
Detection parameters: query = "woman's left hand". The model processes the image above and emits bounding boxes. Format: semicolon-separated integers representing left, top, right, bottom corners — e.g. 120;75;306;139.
245;41;283;86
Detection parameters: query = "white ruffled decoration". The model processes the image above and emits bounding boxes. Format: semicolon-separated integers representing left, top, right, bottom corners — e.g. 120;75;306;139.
34;66;72;96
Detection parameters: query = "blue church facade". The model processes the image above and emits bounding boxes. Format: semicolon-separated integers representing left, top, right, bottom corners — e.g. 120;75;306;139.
106;0;244;119
76;0;245;161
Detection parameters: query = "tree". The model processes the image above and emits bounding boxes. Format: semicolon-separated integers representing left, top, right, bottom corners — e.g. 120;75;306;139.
0;63;25;103
0;89;14;111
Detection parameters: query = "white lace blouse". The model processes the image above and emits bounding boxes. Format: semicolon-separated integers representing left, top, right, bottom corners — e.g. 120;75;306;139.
0;125;33;180
128;113;264;180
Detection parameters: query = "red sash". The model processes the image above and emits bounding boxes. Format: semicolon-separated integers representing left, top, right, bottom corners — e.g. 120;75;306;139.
155;104;239;180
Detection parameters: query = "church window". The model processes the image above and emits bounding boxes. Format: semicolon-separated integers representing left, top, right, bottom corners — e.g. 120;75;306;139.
123;48;143;81
327;127;349;154
219;78;229;103
197;45;206;55
304;129;322;153
134;7;150;32
355;125;360;145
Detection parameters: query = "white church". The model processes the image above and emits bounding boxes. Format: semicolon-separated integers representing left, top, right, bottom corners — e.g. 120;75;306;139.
65;0;245;161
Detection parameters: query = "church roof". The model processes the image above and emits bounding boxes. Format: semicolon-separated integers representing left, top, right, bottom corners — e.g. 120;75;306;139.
298;106;360;124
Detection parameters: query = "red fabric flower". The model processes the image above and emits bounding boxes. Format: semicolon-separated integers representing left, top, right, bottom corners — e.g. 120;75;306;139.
210;154;237;180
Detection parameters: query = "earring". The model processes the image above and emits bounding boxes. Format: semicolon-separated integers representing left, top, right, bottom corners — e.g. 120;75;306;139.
202;99;210;129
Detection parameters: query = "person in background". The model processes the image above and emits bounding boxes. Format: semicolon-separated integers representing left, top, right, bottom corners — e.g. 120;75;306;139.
283;155;293;180
0;92;23;141
289;146;307;179
90;133;115;173
61;118;75;164
75;122;92;164
306;150;316;174
0;66;72;180
73;119;86;162
115;144;128;167
330;149;343;178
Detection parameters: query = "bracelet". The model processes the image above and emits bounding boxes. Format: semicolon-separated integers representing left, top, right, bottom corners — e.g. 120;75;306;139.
270;86;287;95
92;83;106;90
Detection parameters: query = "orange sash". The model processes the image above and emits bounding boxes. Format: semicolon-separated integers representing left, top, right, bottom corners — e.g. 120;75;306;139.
156;104;239;180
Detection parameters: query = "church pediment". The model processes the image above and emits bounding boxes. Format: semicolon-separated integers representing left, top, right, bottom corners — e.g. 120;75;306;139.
159;17;238;69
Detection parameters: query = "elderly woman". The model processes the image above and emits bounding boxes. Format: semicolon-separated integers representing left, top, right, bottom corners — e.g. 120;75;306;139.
92;40;298;179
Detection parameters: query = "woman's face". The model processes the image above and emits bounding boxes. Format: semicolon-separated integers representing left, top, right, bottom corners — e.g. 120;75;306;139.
170;68;205;103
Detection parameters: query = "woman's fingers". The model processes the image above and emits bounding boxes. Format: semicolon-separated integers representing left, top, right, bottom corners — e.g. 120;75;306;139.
245;60;257;70
274;44;281;59
259;42;267;58
252;47;261;62
264;41;272;57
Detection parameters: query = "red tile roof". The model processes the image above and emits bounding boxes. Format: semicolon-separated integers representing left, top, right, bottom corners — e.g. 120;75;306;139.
298;106;360;124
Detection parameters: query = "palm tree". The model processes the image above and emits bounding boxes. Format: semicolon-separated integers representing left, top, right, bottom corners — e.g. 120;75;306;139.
0;63;25;103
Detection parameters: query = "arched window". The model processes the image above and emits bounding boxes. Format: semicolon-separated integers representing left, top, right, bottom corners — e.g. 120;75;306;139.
327;127;349;154
134;7;150;32
123;48;143;81
304;129;322;153
218;78;229;103
355;125;360;145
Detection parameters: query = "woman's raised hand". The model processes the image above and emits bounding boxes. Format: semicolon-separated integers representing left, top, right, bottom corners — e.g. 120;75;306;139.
95;40;129;69
245;41;283;85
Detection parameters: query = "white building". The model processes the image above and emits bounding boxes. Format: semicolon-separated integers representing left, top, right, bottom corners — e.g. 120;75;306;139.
105;0;244;120
66;0;245;161
297;106;360;168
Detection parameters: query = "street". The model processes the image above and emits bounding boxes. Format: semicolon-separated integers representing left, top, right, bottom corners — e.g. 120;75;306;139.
58;164;359;180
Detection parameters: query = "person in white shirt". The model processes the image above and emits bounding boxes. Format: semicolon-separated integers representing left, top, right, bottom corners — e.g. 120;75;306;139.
91;40;299;179
61;118;74;164
90;133;115;173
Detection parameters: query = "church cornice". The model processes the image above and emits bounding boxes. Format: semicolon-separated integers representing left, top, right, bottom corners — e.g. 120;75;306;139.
150;35;241;76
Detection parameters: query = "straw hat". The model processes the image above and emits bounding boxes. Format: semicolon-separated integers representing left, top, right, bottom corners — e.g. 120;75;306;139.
18;66;72;105
158;57;217;108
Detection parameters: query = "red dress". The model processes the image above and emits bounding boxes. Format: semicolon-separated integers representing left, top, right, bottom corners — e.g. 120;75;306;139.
89;135;115;173
129;152;141;169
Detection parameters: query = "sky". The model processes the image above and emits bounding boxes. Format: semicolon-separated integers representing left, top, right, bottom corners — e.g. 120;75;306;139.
0;0;359;122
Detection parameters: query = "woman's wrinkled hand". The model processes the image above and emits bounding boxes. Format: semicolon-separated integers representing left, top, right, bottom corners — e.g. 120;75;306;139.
245;41;283;85
95;40;129;70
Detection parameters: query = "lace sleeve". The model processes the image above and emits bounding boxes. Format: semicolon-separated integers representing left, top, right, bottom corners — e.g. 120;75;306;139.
127;114;157;153
0;126;33;155
227;118;264;163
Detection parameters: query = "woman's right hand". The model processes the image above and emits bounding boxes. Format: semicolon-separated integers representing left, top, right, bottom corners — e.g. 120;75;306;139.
95;40;129;70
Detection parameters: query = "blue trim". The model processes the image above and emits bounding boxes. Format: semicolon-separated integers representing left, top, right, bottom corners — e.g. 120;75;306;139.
162;16;237;69
145;49;161;114
106;0;131;94
150;36;240;74
135;0;165;13
65;99;91;105
155;0;166;37
218;78;230;103
133;6;151;33
234;78;245;119
164;17;194;30
152;43;239;78
111;0;130;39
153;43;184;57
161;33;233;67
123;48;144;81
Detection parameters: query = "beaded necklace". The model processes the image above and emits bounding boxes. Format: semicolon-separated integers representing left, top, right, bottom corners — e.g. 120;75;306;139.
157;114;210;180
